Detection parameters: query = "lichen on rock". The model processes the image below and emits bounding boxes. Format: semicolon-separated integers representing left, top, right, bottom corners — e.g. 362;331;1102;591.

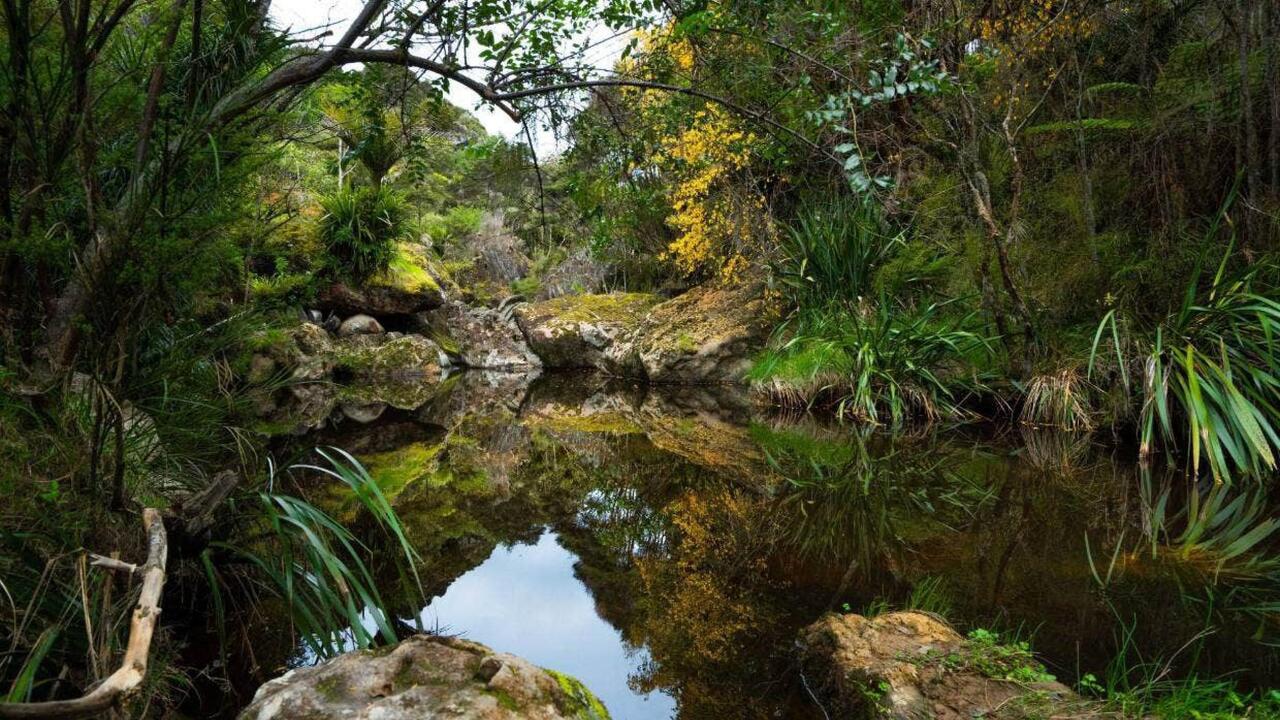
623;280;776;384
798;612;1101;720
514;292;659;370
237;635;611;720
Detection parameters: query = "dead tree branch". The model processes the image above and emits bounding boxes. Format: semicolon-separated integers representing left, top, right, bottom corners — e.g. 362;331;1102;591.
0;509;168;720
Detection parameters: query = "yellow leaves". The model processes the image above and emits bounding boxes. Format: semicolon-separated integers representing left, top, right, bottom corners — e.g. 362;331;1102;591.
650;106;769;276
670;37;695;74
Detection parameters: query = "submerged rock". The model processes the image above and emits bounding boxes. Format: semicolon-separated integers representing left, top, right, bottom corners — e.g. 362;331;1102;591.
248;325;444;433
514;293;659;370
238;635;609;720
798;612;1098;720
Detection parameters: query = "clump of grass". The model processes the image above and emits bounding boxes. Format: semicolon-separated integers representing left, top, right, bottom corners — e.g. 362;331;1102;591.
1090;241;1280;482
750;299;990;426
773;196;901;308
1082;613;1280;719
1019;367;1097;431
318;185;407;283
219;448;422;660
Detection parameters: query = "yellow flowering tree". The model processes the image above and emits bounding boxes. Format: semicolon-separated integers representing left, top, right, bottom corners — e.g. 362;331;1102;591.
652;106;772;279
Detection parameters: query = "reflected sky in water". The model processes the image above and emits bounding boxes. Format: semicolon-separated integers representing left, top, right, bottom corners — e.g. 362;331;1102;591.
419;531;675;720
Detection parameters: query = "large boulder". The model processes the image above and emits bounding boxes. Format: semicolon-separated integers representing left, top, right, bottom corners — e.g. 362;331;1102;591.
238;635;610;720
419;299;542;370
317;243;446;316
798;612;1098;720
247;325;444;433
331;333;443;381
614;281;775;384
514;293;659;369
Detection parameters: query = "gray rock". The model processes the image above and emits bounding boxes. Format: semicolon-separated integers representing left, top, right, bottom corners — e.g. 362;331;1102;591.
237;634;610;720
622;280;775;384
418;300;542;370
337;314;384;337
513;293;658;370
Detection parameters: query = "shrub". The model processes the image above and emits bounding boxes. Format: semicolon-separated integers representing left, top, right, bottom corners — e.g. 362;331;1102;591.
1091;249;1280;482
749;299;991;425
775;196;902;309
414;205;484;248
318;185;407;282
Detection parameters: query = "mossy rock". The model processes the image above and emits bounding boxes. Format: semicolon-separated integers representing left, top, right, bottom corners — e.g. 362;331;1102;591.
624;280;778;384
330;334;443;381
514;292;659;369
798;612;1099;719
238;635;612;720
317;243;447;316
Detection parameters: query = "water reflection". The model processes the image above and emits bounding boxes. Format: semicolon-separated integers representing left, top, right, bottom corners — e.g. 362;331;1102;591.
293;372;1280;719
419;531;676;720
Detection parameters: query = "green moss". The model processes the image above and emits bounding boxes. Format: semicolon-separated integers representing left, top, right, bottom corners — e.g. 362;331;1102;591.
528;412;643;436
360;441;445;500
546;669;611;720
529;292;658;325
331;336;437;376
315;675;347;702
368;243;441;293
485;687;520;711
675;332;698;353
244;327;293;353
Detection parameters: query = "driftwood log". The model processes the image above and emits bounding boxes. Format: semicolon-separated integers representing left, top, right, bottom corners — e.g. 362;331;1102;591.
0;509;168;720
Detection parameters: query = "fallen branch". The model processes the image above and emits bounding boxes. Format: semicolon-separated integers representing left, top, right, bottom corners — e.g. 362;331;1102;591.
0;509;168;720
171;469;240;540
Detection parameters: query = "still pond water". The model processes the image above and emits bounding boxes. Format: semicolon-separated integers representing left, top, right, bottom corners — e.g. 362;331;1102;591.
274;371;1280;719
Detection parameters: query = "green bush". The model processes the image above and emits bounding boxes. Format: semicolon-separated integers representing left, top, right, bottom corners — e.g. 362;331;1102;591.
775;197;902;309
1091;248;1280;483
749;299;991;425
318;185;407;282
415;205;484;248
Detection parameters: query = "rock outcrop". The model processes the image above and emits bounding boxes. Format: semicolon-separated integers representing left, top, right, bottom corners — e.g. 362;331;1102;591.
419;299;542;370
514;293;658;370
623;280;775;383
798;612;1100;720
515;282;774;384
317;243;446;316
238;635;609;720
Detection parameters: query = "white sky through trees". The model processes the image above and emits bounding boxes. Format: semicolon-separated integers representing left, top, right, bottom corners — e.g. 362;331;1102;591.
270;0;629;155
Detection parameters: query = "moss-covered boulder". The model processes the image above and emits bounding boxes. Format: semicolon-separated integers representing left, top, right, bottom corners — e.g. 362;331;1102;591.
238;635;609;720
330;333;443;381
317;242;446;316
514;293;659;369
798;612;1097;720
246;325;444;433
622;281;776;384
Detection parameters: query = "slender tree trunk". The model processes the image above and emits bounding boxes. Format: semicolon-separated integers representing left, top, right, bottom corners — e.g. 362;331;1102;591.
1235;0;1260;246
1267;0;1279;196
1074;53;1098;263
